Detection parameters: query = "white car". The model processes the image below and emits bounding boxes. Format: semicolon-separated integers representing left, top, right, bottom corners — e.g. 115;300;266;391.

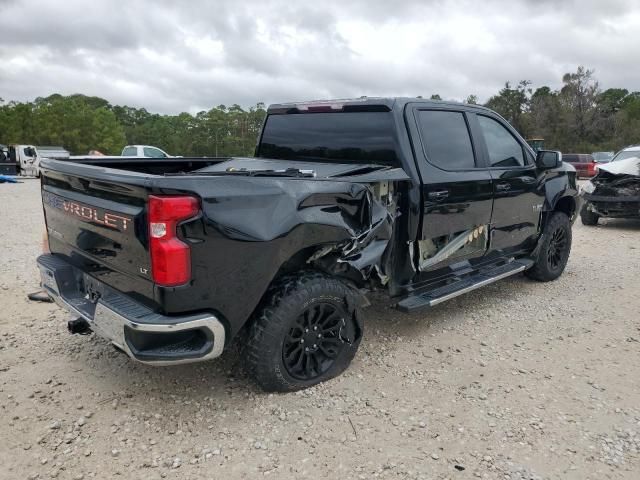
580;145;640;225
121;145;175;158
608;145;640;163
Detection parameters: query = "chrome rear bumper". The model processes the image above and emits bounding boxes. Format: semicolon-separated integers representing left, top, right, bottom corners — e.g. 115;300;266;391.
37;254;225;365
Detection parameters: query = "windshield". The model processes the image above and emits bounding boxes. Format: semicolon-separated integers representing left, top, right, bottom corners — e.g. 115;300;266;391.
258;112;400;166
612;150;640;162
592;152;613;162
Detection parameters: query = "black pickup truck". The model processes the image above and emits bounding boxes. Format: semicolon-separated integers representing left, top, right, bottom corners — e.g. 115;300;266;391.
37;98;579;391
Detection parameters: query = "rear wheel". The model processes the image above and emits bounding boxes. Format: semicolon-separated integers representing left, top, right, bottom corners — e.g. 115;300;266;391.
245;272;362;392
526;211;572;282
580;204;599;226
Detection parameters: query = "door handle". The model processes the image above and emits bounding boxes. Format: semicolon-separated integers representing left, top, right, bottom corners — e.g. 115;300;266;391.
428;190;449;201
496;183;511;192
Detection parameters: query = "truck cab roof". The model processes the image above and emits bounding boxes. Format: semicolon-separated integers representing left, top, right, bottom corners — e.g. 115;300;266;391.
267;97;493;114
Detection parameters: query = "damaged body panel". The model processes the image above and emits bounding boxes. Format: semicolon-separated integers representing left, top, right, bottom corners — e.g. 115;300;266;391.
581;156;640;221
40;156;409;339
418;225;489;271
37;97;579;391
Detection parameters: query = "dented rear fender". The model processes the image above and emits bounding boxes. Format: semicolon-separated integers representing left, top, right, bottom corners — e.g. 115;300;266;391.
180;175;406;337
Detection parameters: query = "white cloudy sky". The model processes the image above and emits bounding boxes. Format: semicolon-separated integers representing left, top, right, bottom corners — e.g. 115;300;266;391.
1;0;639;113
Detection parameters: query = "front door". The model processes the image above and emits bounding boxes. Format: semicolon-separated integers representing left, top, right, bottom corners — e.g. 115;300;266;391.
470;113;543;254
407;106;494;273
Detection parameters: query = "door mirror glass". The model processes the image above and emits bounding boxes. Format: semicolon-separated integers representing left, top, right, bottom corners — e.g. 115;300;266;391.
536;150;561;169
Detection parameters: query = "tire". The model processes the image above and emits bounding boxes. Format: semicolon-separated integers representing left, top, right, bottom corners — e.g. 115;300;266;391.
245;272;363;392
526;211;572;282
580;204;599;226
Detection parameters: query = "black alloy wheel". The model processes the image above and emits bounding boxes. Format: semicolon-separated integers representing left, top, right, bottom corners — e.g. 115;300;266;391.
525;211;572;282
547;226;568;270
282;302;348;381
245;272;362;392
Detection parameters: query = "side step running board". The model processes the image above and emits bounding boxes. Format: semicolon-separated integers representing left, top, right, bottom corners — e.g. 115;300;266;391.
396;258;534;313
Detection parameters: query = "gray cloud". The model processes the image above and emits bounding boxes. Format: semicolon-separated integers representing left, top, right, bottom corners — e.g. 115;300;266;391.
1;0;639;113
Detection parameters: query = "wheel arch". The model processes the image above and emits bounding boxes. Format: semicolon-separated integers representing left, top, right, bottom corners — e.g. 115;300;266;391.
553;195;577;220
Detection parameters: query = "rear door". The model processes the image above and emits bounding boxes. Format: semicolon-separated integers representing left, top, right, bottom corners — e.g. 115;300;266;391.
407;105;493;272
470;113;543;254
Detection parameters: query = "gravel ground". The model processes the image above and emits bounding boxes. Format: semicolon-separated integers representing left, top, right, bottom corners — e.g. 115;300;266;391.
1;178;639;480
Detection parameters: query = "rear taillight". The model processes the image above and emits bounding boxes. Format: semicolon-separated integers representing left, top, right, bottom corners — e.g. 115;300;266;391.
148;195;199;286
588;161;596;176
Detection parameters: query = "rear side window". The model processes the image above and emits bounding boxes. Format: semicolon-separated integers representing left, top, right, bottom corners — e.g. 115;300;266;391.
477;115;525;167
417;110;476;170
122;147;137;156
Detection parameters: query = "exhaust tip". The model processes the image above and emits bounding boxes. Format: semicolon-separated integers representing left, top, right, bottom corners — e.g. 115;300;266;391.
68;318;91;335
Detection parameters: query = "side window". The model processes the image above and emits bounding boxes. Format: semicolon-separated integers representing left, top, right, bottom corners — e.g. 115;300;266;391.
417;110;476;170
122;147;137;156
477;116;525;167
143;147;166;158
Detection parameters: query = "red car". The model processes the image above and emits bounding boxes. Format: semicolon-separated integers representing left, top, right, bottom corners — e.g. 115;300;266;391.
562;153;596;178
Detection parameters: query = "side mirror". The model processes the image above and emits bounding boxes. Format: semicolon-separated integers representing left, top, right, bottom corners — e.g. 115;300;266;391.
536;150;561;169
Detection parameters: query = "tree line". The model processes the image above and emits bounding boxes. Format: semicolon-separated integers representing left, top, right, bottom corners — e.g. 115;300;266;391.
482;66;640;153
0;94;266;156
1;66;639;156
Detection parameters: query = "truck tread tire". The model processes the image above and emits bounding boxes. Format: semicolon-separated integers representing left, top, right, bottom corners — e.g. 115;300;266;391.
526;211;572;282
245;271;362;392
580;204;599;226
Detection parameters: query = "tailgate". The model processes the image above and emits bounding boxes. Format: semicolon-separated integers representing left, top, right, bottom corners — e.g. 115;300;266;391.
41;171;152;291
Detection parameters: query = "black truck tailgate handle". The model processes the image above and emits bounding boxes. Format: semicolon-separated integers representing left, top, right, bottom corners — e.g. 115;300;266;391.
428;190;449;201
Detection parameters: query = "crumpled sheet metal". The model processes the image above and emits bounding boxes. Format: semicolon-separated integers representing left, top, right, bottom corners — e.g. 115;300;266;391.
597;157;640;177
200;175;399;281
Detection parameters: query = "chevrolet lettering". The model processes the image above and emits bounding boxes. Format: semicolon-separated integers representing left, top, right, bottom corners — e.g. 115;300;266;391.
42;191;131;232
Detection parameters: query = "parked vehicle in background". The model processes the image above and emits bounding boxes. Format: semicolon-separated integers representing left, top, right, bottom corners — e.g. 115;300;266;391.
609;145;640;163
7;145;70;177
592;151;614;173
562;153;597;178
0;144;17;175
580;145;640;225
592;151;614;163
37;98;578;391
121;145;174;158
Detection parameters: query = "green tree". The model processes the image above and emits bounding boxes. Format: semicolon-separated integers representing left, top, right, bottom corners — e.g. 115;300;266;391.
484;80;532;134
464;94;478;105
559;66;599;148
528;86;569;150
